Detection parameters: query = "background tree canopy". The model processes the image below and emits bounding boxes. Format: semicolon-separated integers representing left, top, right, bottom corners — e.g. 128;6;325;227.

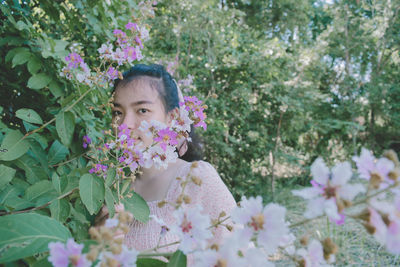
0;0;399;264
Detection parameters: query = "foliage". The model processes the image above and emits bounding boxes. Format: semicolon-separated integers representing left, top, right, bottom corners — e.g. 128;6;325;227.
1;0;400;265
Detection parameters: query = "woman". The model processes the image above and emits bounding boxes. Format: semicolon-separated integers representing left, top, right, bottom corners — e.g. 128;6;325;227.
100;64;236;258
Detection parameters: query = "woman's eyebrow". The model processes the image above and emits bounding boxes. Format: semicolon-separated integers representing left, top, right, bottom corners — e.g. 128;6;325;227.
113;100;154;107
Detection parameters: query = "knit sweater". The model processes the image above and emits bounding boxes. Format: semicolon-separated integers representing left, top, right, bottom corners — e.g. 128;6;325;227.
125;160;237;259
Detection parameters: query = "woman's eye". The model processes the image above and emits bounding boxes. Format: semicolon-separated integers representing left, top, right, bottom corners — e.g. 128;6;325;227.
138;108;148;114
112;110;122;116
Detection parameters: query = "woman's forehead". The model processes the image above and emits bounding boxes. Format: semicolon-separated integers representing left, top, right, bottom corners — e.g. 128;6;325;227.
114;77;162;102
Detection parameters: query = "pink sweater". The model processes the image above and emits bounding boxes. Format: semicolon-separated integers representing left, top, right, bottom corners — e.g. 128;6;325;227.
125;160;237;259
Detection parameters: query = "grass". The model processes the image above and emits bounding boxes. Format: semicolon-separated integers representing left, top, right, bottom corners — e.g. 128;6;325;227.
268;184;400;267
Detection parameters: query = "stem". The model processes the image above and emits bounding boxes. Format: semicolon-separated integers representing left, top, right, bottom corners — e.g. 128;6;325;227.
0;188;78;216
137;252;174;258
140;241;180;254
289;215;325;229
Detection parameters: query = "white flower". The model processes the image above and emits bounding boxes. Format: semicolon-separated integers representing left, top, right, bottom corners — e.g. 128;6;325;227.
172;108;193;132
231;196;289;254
143;145;178;169
193;228;252;267
292;158;365;223
96;245;138;267
297;239;331;267
169;205;212;254
105;218;119;228
139;120;166;137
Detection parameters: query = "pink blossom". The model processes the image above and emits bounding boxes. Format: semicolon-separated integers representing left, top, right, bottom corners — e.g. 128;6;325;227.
125;22;138;30
48;238;91;267
170;205;212;254
135;36;143;49
65;53;83;69
292;158;365;223
297;239;329;267
143;145;178;169
106;66;119;81
123;46;137;63
82;135;91;149
231;196;289;254
154;128;178;151
97;245;138;267
353;148;395;188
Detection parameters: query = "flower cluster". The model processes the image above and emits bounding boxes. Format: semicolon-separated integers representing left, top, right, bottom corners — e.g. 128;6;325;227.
48;209;138;267
87;95;207;177
60;16;151;88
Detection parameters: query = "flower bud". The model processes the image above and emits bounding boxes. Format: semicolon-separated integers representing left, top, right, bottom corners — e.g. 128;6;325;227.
297;258;306;267
183;195;191;204
300;235;309;246
388;168;400;181
87;247;99;261
111;244;123;255
225;224;233;231
121;225;130;234
191;176;202;186
355;209;371;222
89;227;101;241
383;150;399;166
212;93;218;98
322;237;338;261
210;243;219;251
176;195;183;205
363;222;376;234
216;259;227;267
100;227;113;241
369;172;383;189
191;161;199;169
219;211;226;218
158;200;167;208
106;257;119;267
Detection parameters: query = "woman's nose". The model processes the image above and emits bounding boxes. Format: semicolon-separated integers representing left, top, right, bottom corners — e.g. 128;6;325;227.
122;113;139;130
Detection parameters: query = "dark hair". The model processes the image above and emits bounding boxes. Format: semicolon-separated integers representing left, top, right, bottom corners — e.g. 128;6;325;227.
113;64;203;162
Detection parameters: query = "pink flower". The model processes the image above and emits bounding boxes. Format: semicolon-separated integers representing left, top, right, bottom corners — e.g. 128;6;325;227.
65;53;83;69
113;29;127;44
125;22;138;30
106;67;119;81
170;205;212;254
353;148;395;188
143;145;178;169
82;135;91;149
154;128;178;151
231;196;289;254
292;158;365;223
135;36;143;49
48;239;91;267
297;239;328;267
97;245;138;267
123;46;137;63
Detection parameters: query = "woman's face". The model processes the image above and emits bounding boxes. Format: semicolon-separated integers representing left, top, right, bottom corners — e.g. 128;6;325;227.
112;77;172;147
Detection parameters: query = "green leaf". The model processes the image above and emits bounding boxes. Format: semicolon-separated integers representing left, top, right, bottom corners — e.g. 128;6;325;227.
56;111;75;147
0;130;29;161
48;81;64;98
27;55;41;74
52;173;67;194
15;155;48;184
79;174;105;215
0;213;71;263
12;50;31;68
47;140;69;165
3;196;34;210
105;168;116;187
105;187;116;218
137;258;168;267
122;192;150;223
49;199;70;222
27;73;52;90
5;47;28;63
24;180;56;203
0;165;16;188
16;108;43;124
167;250;187;267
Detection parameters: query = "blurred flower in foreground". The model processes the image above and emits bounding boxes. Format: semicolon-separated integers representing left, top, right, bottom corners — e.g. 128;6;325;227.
292;158;365;224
